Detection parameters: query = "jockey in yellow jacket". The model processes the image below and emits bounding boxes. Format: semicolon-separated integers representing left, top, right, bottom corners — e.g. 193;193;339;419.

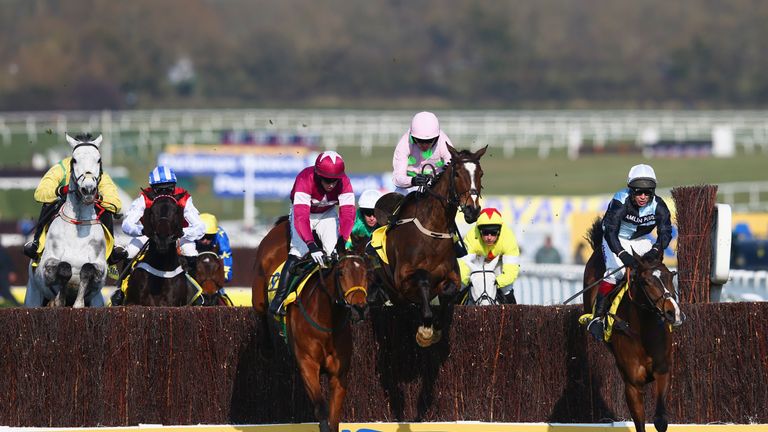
23;151;126;262
458;208;520;304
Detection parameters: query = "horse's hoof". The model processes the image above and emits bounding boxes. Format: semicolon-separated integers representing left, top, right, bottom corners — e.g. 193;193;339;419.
416;326;434;347
654;417;668;432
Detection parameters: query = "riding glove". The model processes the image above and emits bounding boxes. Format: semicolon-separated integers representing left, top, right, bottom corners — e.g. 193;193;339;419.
618;251;637;268
307;242;327;267
643;246;662;262
411;174;429;187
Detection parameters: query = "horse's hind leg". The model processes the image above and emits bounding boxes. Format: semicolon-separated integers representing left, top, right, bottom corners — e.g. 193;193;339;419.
653;372;671;432
624;382;647;432
297;359;329;432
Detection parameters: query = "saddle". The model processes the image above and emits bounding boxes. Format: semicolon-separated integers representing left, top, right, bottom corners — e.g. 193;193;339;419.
579;276;630;342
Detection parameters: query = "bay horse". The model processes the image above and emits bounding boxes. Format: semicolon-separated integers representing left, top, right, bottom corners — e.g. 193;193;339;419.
374;145;486;347
26;134;108;307
195;250;232;306
583;219;685;432
124;194;198;306
251;218;368;432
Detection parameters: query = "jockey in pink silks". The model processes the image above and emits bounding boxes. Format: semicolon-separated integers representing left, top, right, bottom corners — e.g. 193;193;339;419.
392;111;455;195
268;150;356;316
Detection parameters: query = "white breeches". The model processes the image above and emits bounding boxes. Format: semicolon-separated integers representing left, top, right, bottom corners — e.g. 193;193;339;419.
289;207;339;258
602;236;654;283
125;236;198;258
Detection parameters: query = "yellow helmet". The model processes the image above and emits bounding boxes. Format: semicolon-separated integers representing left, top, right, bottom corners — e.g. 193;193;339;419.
199;213;218;235
476;208;504;227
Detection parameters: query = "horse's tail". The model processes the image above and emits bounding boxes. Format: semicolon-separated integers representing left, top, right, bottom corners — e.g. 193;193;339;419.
274;215;289;226
586;217;604;258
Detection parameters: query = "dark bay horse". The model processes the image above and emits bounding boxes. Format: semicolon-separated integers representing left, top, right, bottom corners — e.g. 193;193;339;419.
196;250;231;306
124;194;197;306
583;219;685;432
251;218;369;432
375;146;486;347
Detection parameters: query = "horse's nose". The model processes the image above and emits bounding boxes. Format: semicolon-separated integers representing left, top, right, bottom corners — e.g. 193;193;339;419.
463;207;480;223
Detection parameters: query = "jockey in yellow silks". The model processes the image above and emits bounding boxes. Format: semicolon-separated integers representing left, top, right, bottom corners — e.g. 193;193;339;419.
23;134;126;262
458;208;520;304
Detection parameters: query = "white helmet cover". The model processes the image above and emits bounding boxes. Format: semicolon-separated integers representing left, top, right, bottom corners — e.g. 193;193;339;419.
358;189;383;209
627;164;657;188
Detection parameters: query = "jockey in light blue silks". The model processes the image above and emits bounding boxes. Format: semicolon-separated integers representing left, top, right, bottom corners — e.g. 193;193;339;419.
111;166;205;305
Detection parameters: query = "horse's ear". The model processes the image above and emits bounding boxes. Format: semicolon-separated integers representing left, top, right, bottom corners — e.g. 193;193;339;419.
65;133;79;148
473;145;488;160
92;135;103;148
447;145;459;159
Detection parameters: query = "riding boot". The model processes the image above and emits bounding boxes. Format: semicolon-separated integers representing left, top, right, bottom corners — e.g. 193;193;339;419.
269;255;299;316
24;203;57;259
588;292;610;341
110;288;125;306
184;256;198;280
100;211;128;265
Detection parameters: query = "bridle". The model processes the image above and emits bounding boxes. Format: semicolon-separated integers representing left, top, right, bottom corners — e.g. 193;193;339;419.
69;142;103;202
628;266;678;319
423;157;481;213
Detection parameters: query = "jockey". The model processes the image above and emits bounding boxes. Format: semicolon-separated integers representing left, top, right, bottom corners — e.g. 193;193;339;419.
587;164;673;341
196;213;233;283
268;150;356;316
345;189;383;249
119;166;205;276
392;111;455;195
23;133;126;262
458;208;521;304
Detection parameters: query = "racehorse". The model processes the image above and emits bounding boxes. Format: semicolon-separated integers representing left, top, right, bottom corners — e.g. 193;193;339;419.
583;219;685;432
124;194;197;306
26;134;108;307
461;255;502;305
251;216;368;432
195;250;231;306
374;146;486;347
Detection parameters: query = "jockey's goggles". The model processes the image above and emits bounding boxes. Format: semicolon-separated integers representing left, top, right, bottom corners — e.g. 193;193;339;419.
479;227;501;237
412;135;438;146
318;176;339;185
152;183;175;195
360;208;375;217
631;188;655;197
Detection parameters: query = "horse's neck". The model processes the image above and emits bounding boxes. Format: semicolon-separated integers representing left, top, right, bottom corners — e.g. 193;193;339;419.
405;179;456;229
61;194;97;221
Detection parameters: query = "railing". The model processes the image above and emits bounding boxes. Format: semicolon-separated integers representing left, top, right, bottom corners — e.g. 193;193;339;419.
3;109;768;164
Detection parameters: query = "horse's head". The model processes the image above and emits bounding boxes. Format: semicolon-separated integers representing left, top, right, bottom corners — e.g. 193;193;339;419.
446;145;486;223
334;252;369;322
631;251;685;327
66;133;103;205
143;195;185;252
196;251;225;302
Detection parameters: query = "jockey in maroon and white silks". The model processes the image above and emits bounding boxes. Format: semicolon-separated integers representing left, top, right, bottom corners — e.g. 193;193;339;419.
270;150;356;316
289;151;356;260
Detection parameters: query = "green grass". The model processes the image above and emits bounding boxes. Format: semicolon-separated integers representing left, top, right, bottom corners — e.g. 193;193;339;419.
3;133;768;221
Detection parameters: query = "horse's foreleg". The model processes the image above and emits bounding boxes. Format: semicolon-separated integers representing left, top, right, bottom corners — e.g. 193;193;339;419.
327;372;347;432
297;358;329;431
45;261;72;307
415;271;435;347
77;263;103;308
653;371;671;432
624;382;647;432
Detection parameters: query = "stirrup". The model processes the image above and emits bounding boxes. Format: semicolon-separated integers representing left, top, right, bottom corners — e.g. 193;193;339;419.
587;317;605;341
23;241;39;259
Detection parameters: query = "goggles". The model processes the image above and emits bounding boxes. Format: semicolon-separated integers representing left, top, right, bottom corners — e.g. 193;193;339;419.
412;136;438;146
153;183;175;195
479;227;501;237
631;188;655;197
319;176;339;186
361;208;375;217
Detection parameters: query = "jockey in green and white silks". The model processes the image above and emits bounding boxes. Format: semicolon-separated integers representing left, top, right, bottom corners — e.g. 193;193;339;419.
345;189;383;249
392;111;455;195
587;164;673;341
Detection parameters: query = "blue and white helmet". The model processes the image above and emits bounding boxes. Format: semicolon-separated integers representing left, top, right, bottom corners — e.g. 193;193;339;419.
149;166;177;185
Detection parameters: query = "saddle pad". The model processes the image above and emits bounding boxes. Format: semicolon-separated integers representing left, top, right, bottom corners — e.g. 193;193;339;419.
369;226;390;265
579;279;629;342
267;261;321;310
37;222;114;260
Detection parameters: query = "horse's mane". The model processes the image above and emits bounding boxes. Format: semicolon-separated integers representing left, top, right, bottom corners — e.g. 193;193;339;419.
73;133;96;143
586;217;604;258
274;215;289;226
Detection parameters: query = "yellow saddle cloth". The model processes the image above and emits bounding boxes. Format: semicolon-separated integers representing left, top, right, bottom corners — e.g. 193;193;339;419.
579;280;629;342
369;226;390;265
268;261;320;318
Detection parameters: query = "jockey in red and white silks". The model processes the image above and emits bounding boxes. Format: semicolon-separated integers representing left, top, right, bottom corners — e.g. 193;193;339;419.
121;166;205;260
269;150;356;316
392;111;454;195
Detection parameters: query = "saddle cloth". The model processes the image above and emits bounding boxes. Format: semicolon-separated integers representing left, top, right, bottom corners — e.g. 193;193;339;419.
114;251;203;306
369;226;390;265
268;261;321;314
33;223;115;269
579;279;629;342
